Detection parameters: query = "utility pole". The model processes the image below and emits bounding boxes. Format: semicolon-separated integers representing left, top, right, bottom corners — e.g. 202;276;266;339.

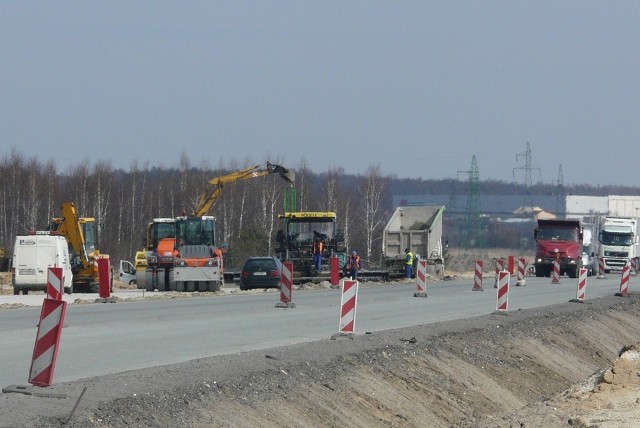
553;164;566;218
512;142;541;212
457;155;483;248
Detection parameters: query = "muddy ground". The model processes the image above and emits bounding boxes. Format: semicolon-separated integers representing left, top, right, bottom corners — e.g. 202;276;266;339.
1;284;640;427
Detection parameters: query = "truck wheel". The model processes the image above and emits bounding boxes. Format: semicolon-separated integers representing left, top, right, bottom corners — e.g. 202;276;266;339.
568;267;578;279
64;286;73;295
13;288;19;295
535;267;544;277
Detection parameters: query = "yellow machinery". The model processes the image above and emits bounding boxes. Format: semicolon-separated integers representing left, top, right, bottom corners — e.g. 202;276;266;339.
138;162;294;291
194;162;295;216
50;202;104;293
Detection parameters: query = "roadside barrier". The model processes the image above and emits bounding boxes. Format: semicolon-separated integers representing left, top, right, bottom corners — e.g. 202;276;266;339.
29;298;67;386
337;279;358;335
330;256;340;288
47;267;63;301
570;268;587;303
515;257;526;286
615;263;630;297
472;260;483;291
276;261;296;308
507;255;515;274
551;259;561;284
597;257;606;279
414;260;428;297
495;270;509;312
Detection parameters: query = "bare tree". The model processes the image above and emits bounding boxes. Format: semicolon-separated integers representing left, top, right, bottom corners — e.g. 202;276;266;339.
358;165;388;262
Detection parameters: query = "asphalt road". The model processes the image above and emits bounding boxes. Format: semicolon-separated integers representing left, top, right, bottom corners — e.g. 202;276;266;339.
0;274;629;387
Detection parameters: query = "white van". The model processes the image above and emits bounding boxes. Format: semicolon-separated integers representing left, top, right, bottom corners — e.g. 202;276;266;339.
12;233;74;295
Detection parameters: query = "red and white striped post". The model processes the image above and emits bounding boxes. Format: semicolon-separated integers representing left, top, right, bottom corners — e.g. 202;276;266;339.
597;257;606;279
515;257;526;286
472;260;483;291
570;268;588;303
29;298;67;386
335;279;359;336
414;259;428;297
494;258;504;288
276;261;296;308
615;263;630;297
495;271;510;312
551;259;561;284
47;267;63;300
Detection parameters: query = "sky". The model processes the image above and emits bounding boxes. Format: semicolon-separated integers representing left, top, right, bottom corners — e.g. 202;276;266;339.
1;1;639;186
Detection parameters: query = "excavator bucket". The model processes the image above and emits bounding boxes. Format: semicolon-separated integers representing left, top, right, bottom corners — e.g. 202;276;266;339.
270;163;295;183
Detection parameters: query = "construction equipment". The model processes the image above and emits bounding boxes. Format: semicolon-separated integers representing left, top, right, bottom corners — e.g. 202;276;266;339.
275;211;347;282
138;162;294;291
194;162;295;217
49;202;106;293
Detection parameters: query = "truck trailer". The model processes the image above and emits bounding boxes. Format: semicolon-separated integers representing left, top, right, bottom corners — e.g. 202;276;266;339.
382;206;445;279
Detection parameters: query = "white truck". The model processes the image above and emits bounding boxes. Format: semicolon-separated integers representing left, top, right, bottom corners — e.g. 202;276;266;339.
12;232;74;295
598;217;640;272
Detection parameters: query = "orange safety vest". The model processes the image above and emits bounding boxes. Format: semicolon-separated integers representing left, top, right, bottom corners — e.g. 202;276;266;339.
347;255;361;270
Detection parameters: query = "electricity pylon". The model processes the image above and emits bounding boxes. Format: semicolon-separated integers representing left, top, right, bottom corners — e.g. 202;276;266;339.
457;155;483;248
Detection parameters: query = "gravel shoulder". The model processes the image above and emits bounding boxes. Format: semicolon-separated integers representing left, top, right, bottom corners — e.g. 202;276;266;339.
2;281;640;428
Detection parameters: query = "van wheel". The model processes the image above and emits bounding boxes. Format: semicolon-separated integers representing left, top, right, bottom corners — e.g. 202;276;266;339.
13;288;19;295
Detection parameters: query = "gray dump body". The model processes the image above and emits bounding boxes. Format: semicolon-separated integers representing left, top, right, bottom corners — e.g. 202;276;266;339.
382;206;445;277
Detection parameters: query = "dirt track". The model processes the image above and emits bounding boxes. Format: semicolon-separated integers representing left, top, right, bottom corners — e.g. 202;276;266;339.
2;288;640;427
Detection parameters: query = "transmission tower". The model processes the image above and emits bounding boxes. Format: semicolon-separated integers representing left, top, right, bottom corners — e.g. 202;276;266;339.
553;164;566;218
512;142;541;211
457;155;483;248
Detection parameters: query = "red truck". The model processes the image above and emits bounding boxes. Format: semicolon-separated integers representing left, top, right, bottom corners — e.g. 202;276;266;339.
534;219;583;278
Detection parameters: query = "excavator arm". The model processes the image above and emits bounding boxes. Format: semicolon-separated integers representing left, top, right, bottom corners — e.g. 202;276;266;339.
194;162;295;217
51;202;93;271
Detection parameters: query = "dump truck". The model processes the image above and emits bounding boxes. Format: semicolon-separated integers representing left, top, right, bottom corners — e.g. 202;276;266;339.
534;218;583;278
382;206;446;279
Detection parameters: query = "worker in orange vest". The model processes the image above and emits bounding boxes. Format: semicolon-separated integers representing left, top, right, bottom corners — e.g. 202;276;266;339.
312;237;324;273
346;250;362;280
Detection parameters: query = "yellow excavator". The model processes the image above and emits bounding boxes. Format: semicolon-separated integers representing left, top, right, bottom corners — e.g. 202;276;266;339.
49;202;107;293
137;162;294;291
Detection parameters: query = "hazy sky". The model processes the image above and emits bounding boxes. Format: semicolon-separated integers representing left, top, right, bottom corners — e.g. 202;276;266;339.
1;2;638;186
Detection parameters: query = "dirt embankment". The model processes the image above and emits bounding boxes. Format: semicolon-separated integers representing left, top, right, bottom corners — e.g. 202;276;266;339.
2;293;639;428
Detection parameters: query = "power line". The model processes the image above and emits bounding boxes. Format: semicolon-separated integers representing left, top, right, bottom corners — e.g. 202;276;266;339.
457;155;483;248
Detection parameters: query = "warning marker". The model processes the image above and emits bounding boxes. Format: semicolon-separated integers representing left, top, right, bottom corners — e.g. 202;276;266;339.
414;260;428;297
615;263;631;297
515;257;526;286
551;259;561;284
47;267;63;301
276;261;296;308
29;298;67;387
494;271;510;314
332;279;359;339
570;268;588;303
597;257;606;279
472;260;483;291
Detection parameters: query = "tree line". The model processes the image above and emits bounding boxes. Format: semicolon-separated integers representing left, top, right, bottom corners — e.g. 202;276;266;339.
2;149;638;267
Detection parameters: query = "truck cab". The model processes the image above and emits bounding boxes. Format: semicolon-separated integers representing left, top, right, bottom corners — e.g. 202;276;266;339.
598;217;638;272
534;219;583;278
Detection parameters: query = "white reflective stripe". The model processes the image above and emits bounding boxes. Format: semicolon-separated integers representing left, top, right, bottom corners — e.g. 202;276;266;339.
37;304;63;341
30;345;55;379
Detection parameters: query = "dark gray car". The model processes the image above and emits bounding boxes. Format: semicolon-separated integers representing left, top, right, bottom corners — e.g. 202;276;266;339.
239;256;283;290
